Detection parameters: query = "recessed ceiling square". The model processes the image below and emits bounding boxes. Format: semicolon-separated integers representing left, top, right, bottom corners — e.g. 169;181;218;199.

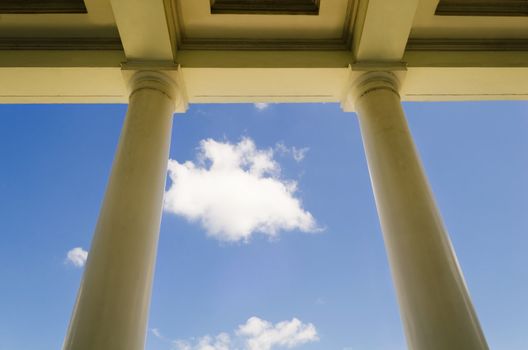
0;0;87;13
210;0;320;15
435;0;528;16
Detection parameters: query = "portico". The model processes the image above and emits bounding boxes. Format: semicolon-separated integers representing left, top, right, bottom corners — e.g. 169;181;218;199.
2;0;527;349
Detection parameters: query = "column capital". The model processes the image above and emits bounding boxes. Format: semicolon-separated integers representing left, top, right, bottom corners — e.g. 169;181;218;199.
341;71;400;112
124;68;188;113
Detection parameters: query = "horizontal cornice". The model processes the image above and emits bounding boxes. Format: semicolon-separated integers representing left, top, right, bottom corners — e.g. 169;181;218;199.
178;38;348;51
407;38;528;51
3;37;528;53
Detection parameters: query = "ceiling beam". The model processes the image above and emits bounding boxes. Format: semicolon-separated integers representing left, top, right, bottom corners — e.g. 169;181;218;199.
2;50;528;105
109;0;175;61
352;0;419;61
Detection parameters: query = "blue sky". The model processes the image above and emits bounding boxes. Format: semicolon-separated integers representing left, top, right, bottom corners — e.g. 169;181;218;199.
0;101;527;349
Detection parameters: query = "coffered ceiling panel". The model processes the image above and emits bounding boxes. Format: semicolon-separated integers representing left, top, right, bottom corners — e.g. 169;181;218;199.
411;0;528;39
171;0;355;49
0;0;118;38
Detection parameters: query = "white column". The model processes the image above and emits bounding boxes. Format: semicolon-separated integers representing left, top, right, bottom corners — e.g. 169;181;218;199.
346;72;488;350
63;71;182;350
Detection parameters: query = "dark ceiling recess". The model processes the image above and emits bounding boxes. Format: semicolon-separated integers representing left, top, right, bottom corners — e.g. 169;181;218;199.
210;0;320;15
435;0;528;16
0;0;87;14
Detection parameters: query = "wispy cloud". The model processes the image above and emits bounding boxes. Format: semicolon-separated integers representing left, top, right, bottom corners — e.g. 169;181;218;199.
152;328;162;338
65;247;88;267
292;147;308;162
275;143;309;163
164;138;319;242
172;316;319;350
254;103;269;111
151;328;172;343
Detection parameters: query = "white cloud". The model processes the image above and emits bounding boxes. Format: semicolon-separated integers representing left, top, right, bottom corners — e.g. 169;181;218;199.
173;333;231;350
173;317;318;350
164;138;318;242
254;103;269;110
237;317;319;350
66;247;88;267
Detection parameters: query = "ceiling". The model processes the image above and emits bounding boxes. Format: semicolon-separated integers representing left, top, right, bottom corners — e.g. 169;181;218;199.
1;0;528;105
1;0;528;50
0;0;118;38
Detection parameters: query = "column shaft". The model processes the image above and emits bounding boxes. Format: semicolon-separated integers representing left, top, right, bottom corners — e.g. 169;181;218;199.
63;72;176;350
353;73;488;350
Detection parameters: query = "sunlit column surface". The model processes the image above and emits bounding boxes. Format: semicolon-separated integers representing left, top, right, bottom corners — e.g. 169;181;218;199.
63;71;182;350
346;72;489;350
